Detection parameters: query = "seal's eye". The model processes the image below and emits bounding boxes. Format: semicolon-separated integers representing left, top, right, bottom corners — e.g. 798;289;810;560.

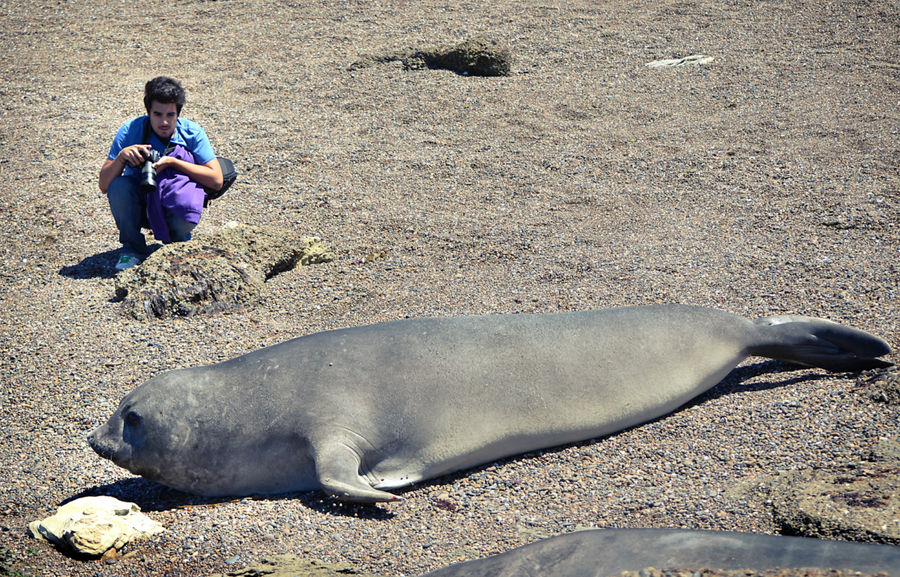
124;411;142;427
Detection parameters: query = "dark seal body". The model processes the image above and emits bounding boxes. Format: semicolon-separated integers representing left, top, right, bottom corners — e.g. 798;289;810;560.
420;528;900;576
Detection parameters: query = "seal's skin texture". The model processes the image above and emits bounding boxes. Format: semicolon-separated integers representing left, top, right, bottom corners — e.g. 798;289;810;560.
419;528;900;577
88;305;891;502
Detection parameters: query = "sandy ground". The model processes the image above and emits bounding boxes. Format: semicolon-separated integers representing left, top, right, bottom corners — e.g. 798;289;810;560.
0;0;898;575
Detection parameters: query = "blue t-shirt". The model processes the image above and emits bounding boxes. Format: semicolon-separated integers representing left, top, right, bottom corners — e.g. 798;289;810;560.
107;116;216;177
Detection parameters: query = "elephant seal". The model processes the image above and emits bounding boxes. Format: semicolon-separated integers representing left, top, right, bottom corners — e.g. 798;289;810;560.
419;528;900;576
88;305;892;502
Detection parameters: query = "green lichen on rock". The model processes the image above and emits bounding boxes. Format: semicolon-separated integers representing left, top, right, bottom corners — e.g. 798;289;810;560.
114;224;333;320
207;555;377;577
766;463;900;545
351;37;512;76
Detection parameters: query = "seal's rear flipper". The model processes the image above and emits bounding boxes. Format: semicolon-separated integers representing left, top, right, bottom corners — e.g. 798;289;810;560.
314;445;403;503
751;315;893;372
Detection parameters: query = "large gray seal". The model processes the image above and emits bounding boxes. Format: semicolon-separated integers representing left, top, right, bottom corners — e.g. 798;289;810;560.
88;305;892;502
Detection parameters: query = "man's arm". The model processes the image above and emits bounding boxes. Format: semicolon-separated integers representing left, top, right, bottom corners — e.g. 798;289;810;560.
153;156;224;191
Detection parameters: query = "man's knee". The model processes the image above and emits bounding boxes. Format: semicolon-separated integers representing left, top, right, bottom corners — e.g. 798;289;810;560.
107;176;139;208
167;217;197;243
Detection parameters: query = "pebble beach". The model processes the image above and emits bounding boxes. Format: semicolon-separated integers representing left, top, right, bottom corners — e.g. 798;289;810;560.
1;0;898;576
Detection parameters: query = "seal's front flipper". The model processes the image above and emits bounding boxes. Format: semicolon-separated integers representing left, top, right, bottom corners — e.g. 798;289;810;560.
314;444;402;503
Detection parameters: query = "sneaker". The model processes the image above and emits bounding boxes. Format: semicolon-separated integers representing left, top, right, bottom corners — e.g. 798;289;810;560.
115;254;142;271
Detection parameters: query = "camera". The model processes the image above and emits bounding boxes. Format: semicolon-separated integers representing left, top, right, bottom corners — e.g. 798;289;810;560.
138;149;161;192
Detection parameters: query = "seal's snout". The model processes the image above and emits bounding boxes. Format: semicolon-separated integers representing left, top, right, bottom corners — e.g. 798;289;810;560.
87;424;117;461
87;428;103;455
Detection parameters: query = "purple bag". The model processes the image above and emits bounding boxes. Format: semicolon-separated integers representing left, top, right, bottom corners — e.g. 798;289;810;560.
145;145;206;243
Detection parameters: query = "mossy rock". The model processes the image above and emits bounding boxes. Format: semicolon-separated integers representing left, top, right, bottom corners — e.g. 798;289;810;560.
767;463;900;545
114;224;333;320
352;37;512;76
411;37;512;76
207;555;377;577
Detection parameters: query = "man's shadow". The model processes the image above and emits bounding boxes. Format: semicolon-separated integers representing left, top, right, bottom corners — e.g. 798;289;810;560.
59;249;120;280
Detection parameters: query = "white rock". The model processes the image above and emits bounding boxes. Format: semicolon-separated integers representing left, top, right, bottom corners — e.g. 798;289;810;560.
646;54;714;68
27;496;164;556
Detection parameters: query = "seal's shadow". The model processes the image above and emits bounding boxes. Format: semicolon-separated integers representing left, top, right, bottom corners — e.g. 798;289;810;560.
70;478;231;511
74;478;395;519
75;361;832;515
689;359;833;406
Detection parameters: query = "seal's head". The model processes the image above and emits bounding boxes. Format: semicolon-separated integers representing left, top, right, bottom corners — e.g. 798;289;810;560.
87;367;229;492
87;364;317;497
89;371;191;484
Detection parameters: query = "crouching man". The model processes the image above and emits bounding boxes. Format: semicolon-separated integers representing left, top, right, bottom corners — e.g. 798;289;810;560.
99;76;223;271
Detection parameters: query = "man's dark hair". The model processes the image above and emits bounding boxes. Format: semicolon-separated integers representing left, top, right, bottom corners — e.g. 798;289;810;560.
143;76;186;115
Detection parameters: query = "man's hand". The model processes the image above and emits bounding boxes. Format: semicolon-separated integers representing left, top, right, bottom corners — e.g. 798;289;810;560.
99;145;152;193
100;147;223;193
151;155;177;172
118;144;153;166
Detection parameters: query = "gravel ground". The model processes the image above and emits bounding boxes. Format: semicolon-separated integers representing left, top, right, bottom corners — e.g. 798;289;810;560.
1;0;898;576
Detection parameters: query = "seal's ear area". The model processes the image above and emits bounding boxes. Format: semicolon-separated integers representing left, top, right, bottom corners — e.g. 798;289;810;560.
752;315;893;372
314;445;403;503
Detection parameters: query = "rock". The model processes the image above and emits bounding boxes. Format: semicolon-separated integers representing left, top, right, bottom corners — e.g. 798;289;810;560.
27;496;163;557
859;365;900;405
412;37;512;76
207;554;378;577
114;223;333;320
869;437;900;464
754;372;900;546
646;54;714;68
351;37;512;76
768;463;900;545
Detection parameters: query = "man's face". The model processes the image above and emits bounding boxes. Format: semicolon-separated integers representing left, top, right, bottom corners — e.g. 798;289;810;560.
148;101;178;140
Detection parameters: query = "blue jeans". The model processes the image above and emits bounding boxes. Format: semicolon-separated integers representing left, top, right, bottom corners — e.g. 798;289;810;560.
107;176;196;258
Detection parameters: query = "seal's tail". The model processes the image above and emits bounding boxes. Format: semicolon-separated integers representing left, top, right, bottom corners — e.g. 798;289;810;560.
750;315;893;372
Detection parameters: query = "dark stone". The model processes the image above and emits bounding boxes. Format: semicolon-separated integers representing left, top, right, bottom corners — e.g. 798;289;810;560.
351;37;512;77
207;554;376;577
